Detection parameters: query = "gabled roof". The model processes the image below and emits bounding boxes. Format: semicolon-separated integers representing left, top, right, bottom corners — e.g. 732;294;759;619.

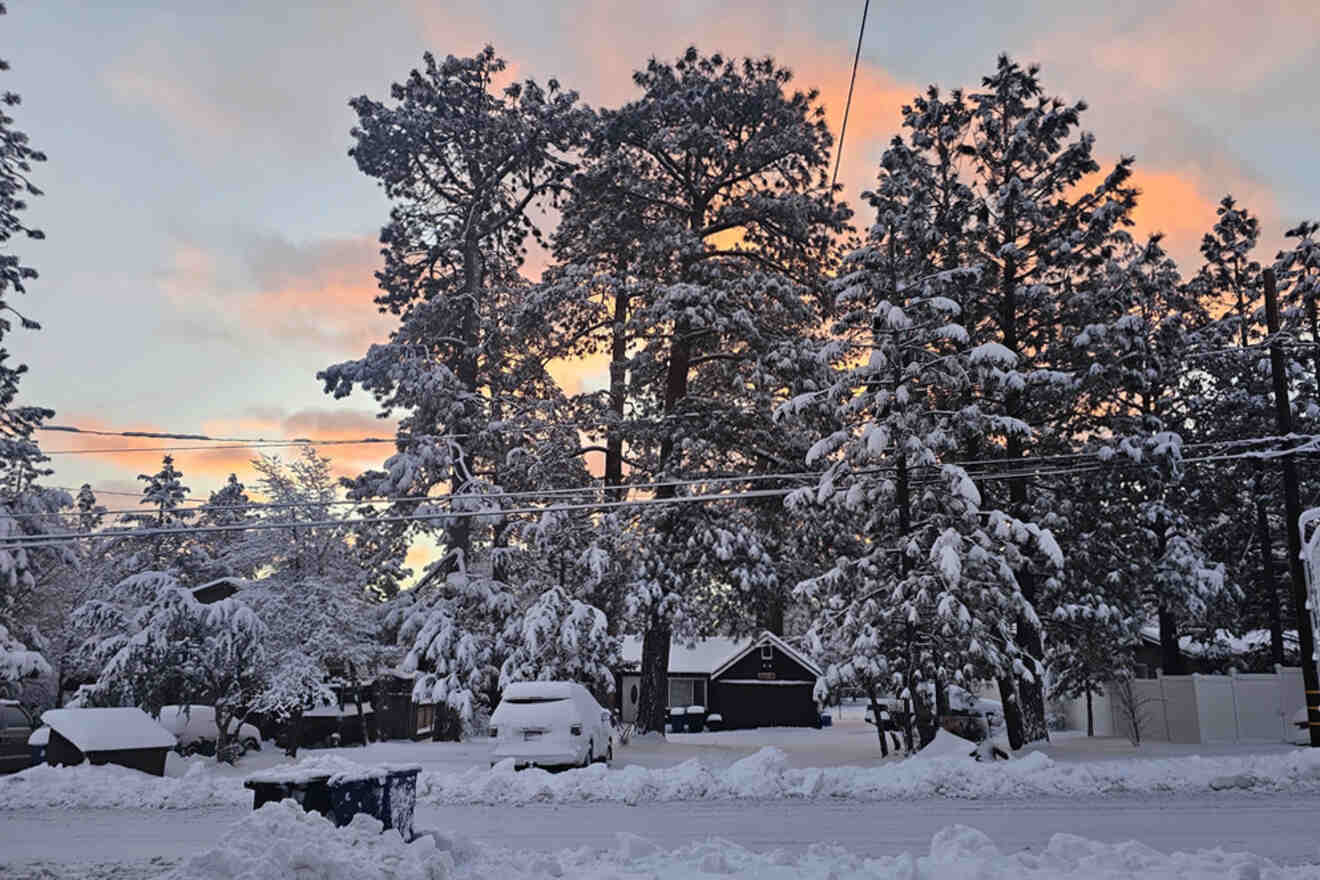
618;636;749;675
710;631;823;680
42;707;176;753
618;631;822;679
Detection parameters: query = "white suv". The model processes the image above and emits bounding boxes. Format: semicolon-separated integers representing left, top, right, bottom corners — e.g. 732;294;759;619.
489;682;614;769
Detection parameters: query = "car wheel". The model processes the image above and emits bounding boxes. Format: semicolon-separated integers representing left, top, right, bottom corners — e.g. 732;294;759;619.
242;737;260;753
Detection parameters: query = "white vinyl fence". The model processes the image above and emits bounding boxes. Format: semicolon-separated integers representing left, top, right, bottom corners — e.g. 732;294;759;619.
1062;665;1314;744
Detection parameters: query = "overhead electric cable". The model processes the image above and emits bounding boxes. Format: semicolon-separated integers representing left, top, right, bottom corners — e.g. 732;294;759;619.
831;0;870;192
5;440;1313;549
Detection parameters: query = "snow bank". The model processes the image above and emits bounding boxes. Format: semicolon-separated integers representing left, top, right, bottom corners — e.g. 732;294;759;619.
6;745;1320;810
0;760;247;809
161;808;1316;880
245;754;421;786
418;745;1320;805
161;800;446;880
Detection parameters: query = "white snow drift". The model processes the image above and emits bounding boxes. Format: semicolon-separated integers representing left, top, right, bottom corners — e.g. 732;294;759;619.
5;744;1320;811
163;801;1317;880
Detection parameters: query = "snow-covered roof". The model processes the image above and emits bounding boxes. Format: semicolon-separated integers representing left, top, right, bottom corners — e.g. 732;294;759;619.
41;707;176;753
619;632;822;678
304;702;374;718
619;636;749;674
710;631;823;679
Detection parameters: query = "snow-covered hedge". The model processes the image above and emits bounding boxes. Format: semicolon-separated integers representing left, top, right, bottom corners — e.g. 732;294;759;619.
165;802;1314;880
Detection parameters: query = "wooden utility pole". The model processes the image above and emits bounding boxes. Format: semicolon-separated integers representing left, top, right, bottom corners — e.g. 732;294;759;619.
1263;267;1320;746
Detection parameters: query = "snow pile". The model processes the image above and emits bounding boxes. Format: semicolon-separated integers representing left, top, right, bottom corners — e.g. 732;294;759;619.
912;728;979;759
159;811;1315;880
160;800;447;880
7;745;1320;810
0;759;247;809
245;754;420;786
418;745;1320;805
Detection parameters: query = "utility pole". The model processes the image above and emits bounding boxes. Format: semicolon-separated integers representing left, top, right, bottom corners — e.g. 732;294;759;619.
1263;267;1320;746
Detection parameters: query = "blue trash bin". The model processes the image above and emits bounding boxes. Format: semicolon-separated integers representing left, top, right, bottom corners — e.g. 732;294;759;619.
669;708;687;734
819;713;832;728
246;765;420;841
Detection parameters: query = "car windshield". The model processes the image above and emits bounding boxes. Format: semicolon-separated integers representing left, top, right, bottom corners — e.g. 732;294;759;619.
503;697;568;704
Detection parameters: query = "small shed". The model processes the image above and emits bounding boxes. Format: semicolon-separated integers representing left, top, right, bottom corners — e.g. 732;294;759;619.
42;707;177;777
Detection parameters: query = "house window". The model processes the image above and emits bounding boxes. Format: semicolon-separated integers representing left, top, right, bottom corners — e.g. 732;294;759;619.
415;703;435;737
668;677;706;708
760;645;773;661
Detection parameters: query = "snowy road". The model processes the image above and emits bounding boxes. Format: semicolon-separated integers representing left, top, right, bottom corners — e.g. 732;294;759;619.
4;793;1319;870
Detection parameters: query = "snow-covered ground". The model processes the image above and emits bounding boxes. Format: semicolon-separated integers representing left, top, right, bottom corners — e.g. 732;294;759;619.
3;720;1315;809
8;797;1320;879
5;724;1320;878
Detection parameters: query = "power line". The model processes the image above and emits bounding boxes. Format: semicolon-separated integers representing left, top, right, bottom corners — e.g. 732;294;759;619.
4;438;1312;549
831;0;870;192
18;430;1318;524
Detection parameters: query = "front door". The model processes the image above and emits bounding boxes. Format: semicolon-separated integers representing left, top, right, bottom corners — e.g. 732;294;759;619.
620;675;641;724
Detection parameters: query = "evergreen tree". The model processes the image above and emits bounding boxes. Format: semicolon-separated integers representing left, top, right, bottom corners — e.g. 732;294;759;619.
953;56;1138;745
788;118;1061;749
320;48;595;728
549;48;848;732
0;1;64;646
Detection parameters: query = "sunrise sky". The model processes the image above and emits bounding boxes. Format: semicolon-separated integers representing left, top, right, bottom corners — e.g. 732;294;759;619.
6;0;1318;504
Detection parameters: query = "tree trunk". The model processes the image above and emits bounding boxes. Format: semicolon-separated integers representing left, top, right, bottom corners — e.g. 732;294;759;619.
636;617;672;734
636;310;693;734
761;591;785;637
869;693;889;757
996;677;1025;750
606;281;629;503
1254;471;1285;666
1085;687;1094;737
285;711;302;759
351;664;368;748
444;237;484;575
1157;606;1186;676
214;706;233;764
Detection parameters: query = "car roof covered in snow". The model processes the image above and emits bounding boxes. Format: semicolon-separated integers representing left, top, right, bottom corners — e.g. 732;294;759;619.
501;681;581;701
41;707;176;753
618;636;750;675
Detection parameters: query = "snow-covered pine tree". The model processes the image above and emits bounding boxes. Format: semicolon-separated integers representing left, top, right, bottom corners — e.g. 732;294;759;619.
0;621;48;697
319;49;601;727
76;571;266;761
194;473;258;580
234;449;383;751
550;48;849;732
1179;198;1302;666
0;3;72;687
952;56;1138;745
1051;236;1227;714
786;115;1061;750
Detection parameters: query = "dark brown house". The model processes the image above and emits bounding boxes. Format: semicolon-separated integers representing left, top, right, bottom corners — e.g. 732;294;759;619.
374;674;438;741
42;707;177;777
617;631;823;729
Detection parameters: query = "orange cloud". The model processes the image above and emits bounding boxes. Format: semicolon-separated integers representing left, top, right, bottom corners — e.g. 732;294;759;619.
1112;162;1282;271
158;235;396;357
45;408;399;507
